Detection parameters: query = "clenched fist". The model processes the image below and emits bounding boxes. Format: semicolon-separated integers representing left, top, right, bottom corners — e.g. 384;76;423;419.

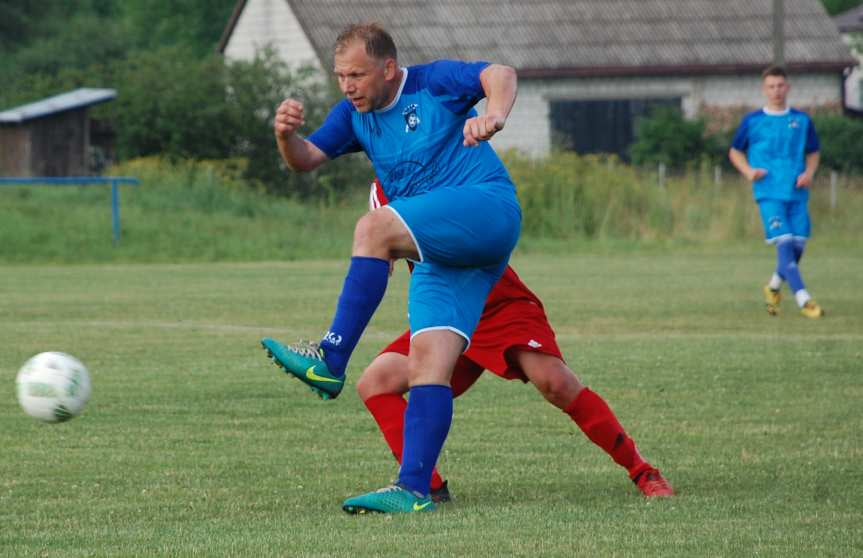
463;113;505;147
274;99;305;139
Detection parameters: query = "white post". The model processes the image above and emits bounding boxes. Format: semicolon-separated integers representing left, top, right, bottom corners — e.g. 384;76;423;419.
658;162;666;189
830;171;838;210
714;165;722;187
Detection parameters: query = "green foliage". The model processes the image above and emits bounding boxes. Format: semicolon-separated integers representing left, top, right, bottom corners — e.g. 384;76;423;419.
3;155;862;264
820;0;862;15
0;157;366;264
629;107;722;169
811;114;863;173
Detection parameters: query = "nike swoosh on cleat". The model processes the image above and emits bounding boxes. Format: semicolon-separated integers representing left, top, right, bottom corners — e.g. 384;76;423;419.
305;366;342;383
412;501;432;511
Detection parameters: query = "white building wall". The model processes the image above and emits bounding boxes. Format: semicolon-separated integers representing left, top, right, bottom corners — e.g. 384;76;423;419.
223;0;320;70
495;73;844;157
840;34;862;110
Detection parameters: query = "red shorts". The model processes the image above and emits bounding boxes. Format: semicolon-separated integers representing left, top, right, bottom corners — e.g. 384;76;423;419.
379;298;564;396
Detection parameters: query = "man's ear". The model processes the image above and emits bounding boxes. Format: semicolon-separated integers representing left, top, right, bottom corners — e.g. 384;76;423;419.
384;58;398;80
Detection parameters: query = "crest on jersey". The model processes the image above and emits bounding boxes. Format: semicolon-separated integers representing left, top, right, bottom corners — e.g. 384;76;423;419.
788;119;800;129
403;104;420;132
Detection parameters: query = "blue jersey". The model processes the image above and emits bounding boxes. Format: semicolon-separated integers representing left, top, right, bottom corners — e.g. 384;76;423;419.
730;108;820;202
307;60;513;200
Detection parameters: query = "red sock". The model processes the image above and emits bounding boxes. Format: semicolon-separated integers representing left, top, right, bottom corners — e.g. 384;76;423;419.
564;388;651;479
363;393;445;490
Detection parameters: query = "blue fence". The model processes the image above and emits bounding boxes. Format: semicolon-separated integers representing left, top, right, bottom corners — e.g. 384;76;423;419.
0;176;140;244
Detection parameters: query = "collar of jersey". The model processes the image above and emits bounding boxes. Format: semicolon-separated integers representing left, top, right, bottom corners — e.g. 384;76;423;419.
762;106;790;116
375;67;409;114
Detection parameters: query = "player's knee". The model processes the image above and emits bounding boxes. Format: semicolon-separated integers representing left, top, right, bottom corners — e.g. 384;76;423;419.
533;363;583;408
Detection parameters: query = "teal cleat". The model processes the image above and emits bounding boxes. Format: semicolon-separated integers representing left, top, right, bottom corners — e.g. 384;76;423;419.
342;484;436;515
261;337;344;400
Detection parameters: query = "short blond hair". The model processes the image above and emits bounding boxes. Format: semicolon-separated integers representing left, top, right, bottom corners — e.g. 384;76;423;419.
334;23;397;61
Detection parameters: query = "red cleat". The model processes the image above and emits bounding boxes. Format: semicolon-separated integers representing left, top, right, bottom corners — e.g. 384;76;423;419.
634;468;675;498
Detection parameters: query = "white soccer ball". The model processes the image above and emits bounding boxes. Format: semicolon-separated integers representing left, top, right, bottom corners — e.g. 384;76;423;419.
16;352;91;423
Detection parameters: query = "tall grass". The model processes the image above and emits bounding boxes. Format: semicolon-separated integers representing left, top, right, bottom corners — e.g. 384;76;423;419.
1;154;860;263
504;151;863;246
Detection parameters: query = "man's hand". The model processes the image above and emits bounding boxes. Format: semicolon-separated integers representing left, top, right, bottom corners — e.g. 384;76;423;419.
796;171;814;188
463;114;505;147
275;99;305;139
747;168;768;182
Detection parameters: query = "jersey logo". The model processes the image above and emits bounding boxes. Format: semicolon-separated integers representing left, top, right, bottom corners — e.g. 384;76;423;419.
769;217;783;230
323;331;343;346
528;340;543;348
403;103;421;132
788;119;799;129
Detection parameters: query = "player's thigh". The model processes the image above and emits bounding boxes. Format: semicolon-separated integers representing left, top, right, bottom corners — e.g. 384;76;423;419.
757;199;792;243
407;328;466;386
408;260;505;343
387;182;521;266
356;352;411;400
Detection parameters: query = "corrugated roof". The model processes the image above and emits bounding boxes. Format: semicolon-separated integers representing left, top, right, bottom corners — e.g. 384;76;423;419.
834;3;863;33
221;0;855;76
0;88;116;124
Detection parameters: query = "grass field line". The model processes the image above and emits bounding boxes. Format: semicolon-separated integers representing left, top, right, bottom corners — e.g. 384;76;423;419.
20;319;863;342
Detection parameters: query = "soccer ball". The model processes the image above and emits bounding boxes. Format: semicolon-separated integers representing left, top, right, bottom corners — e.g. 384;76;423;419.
16;352;91;423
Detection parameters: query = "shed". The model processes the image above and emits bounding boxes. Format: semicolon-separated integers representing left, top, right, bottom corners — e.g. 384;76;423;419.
0;88;116;176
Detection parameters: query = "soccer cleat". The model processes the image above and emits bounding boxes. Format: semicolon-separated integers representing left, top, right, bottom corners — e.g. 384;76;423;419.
342;484;436;514
800;300;824;319
260;337;344;400
430;480;452;504
633;468;675;498
763;285;782;316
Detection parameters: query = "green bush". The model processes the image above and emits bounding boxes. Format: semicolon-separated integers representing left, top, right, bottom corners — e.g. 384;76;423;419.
630;107;722;169
811;114;863;173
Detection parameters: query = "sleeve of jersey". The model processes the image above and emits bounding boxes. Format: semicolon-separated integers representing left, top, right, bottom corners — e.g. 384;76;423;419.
307;101;362;159
426;60;491;114
730;117;750;151
804;118;820;154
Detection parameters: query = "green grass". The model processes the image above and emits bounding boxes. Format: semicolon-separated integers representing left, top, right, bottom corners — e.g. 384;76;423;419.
1;250;861;557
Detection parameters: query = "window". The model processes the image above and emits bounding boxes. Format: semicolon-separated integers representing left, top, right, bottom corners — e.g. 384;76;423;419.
549;98;681;160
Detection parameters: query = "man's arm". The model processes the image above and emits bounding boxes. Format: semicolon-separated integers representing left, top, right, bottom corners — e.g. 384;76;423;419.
274;99;329;172
728;147;767;182
463;64;517;147
796;151;820;188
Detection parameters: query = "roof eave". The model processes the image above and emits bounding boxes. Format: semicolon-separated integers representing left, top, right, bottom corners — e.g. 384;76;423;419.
218;0;248;54
517;60;857;79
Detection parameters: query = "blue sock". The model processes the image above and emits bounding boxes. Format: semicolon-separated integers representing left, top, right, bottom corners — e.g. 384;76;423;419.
319;256;389;377
792;238;806;263
776;240;805;293
398;385;453;496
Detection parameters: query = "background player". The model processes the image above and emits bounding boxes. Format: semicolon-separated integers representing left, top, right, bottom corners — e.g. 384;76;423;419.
360;179;674;502
729;65;823;318
262;23;522;513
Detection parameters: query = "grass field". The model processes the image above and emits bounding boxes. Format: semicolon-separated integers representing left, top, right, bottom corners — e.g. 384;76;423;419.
1;250;861;557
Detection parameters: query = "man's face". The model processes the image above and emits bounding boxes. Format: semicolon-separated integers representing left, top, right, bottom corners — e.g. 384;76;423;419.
333;40;396;112
762;75;789;108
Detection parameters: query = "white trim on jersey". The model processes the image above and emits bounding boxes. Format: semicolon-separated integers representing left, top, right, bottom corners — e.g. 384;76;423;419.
376;67;409;114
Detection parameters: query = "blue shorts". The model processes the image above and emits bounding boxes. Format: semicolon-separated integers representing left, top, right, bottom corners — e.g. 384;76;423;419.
757;199;810;244
387;182;521;343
